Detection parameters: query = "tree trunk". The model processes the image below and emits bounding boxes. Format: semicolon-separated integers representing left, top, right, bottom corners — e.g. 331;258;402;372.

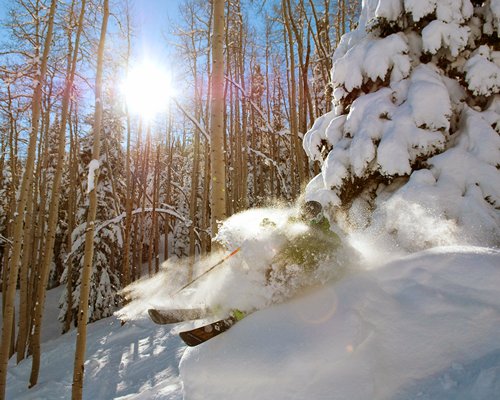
153;146;161;273
140;126;151;275
283;0;305;196
164;122;173;260
188;81;201;266
149;144;160;274
15;177;34;363
132;121;143;282
29;0;86;386
0;0;57;396
71;0;109;398
210;0;226;240
122;5;133;287
63;104;79;333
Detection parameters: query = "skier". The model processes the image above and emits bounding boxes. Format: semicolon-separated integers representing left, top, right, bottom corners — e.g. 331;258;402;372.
265;200;342;299
149;200;347;346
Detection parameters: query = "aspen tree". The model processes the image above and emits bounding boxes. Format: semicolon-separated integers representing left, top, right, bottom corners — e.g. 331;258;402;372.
140;126;150;275
283;0;305;194
72;0;109;397
201;151;211;253
186;4;203;262
226;36;238;210
210;0;226;238
335;0;346;44
122;1;133;287
236;4;248;210
153;145;161;273
264;20;276;198
163;118;173;260
29;0;86;386
15;177;34;363
23;68;57;360
148;143;161;275
282;15;297;196
202;2;214;252
63;104;79;333
132;120;143;282
189;126;200;260
1;82;20;357
199;3;213;252
1;83;19;303
250;62;259;202
0;0;57;396
308;0;332;82
308;0;333;115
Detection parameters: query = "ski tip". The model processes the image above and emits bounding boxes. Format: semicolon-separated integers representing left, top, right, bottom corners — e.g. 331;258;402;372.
178;316;237;346
147;309;164;324
147;309;157;317
179;331;205;347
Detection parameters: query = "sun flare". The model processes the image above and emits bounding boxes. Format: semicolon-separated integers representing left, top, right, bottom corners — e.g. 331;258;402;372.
122;61;173;119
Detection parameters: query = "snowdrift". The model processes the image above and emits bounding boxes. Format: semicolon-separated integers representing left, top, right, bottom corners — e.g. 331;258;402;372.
180;246;500;400
6;246;500;399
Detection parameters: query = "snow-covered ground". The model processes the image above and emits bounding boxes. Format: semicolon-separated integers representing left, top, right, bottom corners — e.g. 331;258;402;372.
6;244;500;399
6;289;184;400
4;0;499;398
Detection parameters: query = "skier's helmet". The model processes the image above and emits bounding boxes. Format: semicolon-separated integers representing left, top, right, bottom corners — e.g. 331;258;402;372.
300;200;323;220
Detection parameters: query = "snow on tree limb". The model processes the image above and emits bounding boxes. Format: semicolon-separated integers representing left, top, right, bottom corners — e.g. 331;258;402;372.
86;159;100;194
303;0;500;248
65;207;196;263
173;98;210;143
464;45;500;96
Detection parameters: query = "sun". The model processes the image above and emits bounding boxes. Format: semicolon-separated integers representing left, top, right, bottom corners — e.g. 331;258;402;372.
122;61;173;120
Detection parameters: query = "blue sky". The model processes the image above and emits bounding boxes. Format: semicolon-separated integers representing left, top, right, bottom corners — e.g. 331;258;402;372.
0;0;186;125
0;0;183;58
130;0;183;61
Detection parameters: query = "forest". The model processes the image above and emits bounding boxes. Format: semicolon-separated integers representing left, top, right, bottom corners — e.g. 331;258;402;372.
1;0;499;399
0;0;361;397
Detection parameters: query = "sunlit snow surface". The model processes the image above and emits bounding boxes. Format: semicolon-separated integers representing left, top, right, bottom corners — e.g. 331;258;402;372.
6;292;184;399
180;246;500;400
6;236;500;399
6;0;500;394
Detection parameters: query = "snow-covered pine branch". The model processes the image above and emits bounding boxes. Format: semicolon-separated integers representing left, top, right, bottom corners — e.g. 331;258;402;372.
303;0;500;249
65;207;196;263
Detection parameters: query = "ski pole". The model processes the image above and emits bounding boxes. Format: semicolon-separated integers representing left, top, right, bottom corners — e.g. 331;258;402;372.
174;247;241;295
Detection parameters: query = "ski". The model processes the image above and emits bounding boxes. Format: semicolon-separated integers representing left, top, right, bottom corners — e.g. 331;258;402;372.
179;315;237;347
148;307;211;325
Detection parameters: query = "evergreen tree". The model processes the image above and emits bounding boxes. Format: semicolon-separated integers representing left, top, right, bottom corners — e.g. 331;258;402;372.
167;139;193;259
249;63;267;205
59;108;125;327
303;0;500;248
